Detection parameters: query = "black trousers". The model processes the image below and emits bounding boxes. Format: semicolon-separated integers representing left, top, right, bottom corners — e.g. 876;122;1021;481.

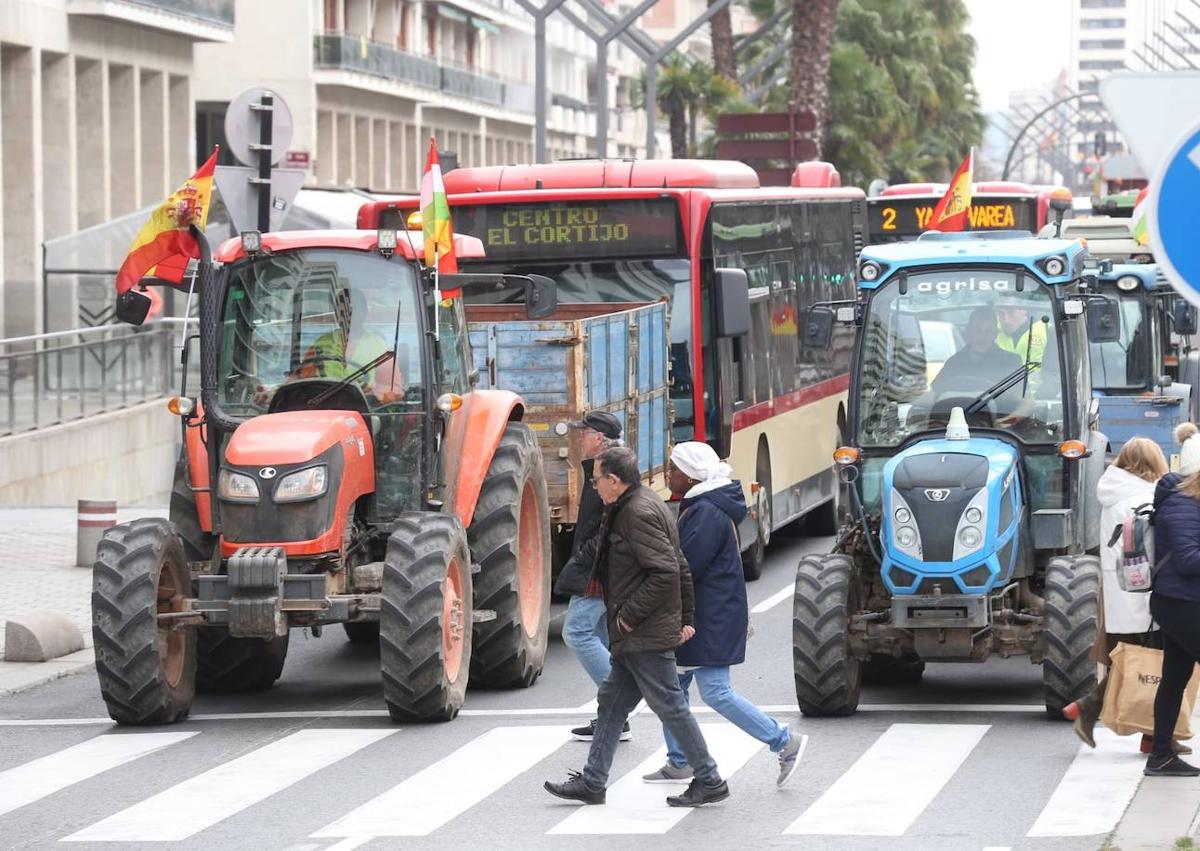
1150;593;1200;756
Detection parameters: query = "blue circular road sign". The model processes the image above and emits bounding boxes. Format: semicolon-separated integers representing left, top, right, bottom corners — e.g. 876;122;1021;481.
1152;125;1200;307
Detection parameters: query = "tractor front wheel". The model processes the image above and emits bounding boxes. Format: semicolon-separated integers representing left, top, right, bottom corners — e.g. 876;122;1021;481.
380;512;473;721
467;423;552;688
1042;554;1100;718
792;553;862;717
91;519;196;725
195;629;289;693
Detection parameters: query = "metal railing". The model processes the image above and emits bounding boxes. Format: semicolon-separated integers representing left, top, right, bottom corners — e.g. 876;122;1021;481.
89;0;235;26
1;319;197;437
313;33;534;111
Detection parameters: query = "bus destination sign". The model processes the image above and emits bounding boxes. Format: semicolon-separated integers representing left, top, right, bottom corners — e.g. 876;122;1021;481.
453;199;681;261
867;197;1037;241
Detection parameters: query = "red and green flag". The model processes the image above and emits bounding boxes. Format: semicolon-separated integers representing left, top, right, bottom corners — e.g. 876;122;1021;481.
420;138;458;275
1131;186;1150;246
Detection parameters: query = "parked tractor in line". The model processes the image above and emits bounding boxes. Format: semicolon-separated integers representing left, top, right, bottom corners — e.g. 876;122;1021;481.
797;231;1126;717
94;225;557;724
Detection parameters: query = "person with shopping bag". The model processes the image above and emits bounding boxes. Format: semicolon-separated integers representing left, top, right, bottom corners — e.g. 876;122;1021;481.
1064;437;1180;754
1144;423;1200;776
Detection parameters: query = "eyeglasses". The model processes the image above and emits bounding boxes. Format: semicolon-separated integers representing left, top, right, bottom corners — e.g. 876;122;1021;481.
591;473;616;485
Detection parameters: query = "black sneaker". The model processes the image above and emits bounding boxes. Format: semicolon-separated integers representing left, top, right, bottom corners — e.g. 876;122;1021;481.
571;718;632;742
1144;754;1200;777
544;770;606;804
666;777;730;808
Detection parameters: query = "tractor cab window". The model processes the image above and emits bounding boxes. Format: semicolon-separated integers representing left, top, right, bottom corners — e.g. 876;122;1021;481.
856;269;1067;447
218;249;424;416
1090;291;1150;390
435;296;472;395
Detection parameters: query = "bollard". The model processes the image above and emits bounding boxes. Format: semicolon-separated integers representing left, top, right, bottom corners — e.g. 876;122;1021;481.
77;499;117;567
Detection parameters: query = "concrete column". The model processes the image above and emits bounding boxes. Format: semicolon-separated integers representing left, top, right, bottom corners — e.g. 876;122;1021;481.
41;52;77;333
75;58;109;228
139;69;166;205
316;109;334;184
336;112;352;185
372;118;387;190
389;120;404;189
2;45;43;337
107;63;138;216
167;75;191;181
354;114;369;188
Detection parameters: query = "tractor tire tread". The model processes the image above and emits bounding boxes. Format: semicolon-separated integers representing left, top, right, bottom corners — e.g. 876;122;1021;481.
792;553;861;717
1042;555;1100;718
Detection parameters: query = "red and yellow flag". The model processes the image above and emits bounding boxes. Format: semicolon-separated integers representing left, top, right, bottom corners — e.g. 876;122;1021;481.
420;138;458;275
928;150;974;232
115;147;218;295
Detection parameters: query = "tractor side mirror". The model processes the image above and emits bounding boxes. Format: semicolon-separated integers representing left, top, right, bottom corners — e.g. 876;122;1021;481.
801;307;834;349
1173;300;1199;336
1086;297;1121;343
523;273;557;320
115;288;152;326
714;267;750;338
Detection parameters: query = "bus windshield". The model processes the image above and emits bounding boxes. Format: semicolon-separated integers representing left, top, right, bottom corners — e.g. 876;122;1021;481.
856;269;1066;447
1090;292;1150;390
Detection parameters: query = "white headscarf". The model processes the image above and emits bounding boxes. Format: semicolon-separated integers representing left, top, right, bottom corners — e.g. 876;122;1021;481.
671;441;734;498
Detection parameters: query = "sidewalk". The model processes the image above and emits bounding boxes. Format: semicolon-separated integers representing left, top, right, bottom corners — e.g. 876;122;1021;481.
0;506;166;693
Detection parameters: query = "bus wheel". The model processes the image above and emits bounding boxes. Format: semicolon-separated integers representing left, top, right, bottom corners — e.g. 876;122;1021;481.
742;446;772;581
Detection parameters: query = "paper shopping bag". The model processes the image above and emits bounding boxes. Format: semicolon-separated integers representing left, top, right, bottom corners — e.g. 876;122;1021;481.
1100;641;1199;739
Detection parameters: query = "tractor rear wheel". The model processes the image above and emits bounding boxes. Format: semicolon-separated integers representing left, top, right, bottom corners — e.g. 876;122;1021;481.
792;553;862;717
1042;554;1100;718
92;519;196;725
195;629;289;693
343;622;380;644
381;512;473;721
467;423;552;688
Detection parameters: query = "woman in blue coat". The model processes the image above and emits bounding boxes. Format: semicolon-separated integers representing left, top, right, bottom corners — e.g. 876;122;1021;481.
641;441;803;788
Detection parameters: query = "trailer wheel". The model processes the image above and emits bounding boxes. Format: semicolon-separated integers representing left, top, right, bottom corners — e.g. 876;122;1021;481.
467;423;552;688
1042;554;1100;718
381;512;473;721
92;519;196;725
792;553;862;716
195;629;289;693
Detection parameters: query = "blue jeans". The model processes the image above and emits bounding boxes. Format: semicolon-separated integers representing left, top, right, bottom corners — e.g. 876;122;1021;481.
583;649;720;788
563;595;611;687
664;666;790;768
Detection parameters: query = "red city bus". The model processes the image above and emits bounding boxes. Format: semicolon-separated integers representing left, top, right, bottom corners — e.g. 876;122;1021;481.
866;181;1066;243
360;160;866;576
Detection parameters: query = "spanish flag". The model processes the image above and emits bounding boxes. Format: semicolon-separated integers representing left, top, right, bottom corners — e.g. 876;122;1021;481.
420;138;458;275
928;150;974;232
115;147;218;295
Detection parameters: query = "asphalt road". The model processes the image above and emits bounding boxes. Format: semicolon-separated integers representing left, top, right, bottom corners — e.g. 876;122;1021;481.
0;527;1138;851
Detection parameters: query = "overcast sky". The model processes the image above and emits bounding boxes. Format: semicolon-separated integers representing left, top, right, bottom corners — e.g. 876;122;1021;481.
965;0;1073;113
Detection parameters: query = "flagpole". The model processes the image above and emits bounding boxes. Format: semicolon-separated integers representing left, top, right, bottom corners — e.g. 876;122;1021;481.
433;247;442;342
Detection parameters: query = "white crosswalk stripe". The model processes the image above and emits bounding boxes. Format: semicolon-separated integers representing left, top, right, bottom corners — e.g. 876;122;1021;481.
62;729;395;842
1026;727;1146;837
0;731;196;819
312;725;573;838
548;722;768;835
785;722;990;836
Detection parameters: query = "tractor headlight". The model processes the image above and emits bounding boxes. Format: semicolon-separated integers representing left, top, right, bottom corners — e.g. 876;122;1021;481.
965;506;982;524
896;526;917;548
1117;275;1141;292
218;469;260;503
958;526;982;550
274;465;328;503
895;506;911;524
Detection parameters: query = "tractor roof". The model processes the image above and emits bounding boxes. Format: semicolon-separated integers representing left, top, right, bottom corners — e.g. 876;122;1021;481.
214;230;486;264
858;232;1088;288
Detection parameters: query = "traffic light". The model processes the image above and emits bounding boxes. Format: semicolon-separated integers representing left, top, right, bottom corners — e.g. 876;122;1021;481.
1094;132;1107;158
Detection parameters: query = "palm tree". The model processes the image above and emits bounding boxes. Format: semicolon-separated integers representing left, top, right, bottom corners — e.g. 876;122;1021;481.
709;0;737;81
789;0;839;159
657;57;697;159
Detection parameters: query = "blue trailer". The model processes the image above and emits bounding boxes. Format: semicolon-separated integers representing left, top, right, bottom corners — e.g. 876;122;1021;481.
1089;263;1200;464
466;302;670;564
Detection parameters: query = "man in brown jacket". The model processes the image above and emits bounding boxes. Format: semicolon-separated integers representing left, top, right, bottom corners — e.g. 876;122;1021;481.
544;446;729;808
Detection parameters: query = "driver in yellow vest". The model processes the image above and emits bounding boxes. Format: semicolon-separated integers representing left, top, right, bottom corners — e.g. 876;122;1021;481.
994;304;1047;425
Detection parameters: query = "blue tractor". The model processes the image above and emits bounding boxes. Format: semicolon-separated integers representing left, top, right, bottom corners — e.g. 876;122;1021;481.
1088;261;1200;462
795;232;1121;717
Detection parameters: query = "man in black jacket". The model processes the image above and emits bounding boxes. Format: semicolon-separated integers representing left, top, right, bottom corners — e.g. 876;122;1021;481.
555;411;630;742
544;447;729;808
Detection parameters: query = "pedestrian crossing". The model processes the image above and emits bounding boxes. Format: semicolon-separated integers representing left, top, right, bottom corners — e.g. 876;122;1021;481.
0;719;1152;845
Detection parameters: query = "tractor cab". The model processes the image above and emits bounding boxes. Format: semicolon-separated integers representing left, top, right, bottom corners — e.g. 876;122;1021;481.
1086;261;1200;459
92;227;557;727
794;232;1112;717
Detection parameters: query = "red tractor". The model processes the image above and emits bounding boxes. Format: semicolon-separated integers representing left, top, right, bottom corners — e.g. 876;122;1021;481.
93;226;557;724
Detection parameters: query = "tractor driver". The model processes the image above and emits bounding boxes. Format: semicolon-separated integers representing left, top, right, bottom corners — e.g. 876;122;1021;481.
297;286;404;404
931;306;1023;398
